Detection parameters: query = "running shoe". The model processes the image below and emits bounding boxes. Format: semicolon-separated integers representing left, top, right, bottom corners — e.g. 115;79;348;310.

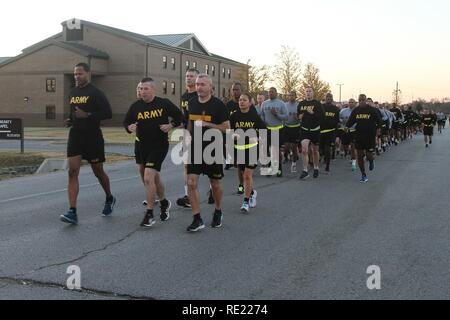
102;196;116;217
249;190;258;208
187;217;205;232
160;200;171;222
140;211;156;227
211;211;223;228
176;195;191;208
60;210;78;225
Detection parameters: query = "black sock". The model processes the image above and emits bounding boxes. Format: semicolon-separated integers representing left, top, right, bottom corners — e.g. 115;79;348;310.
214;209;222;214
194;213;201;221
106;195;114;202
69;207;77;213
250;190;254;196
146;209;153;216
244;198;250;203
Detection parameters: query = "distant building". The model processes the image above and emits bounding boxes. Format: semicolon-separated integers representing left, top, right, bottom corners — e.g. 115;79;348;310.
0;19;249;126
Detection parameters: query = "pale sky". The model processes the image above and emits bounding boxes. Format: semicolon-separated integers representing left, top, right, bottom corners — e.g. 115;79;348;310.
1;0;449;102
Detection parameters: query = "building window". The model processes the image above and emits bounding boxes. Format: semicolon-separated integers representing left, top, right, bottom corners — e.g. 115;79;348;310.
171;82;176;95
46;78;56;92
222;67;226;78
185;60;190;70
163;56;167;69
193;61;197;69
163;81;167;95
171;57;176;70
46;105;56;120
205;64;209;75
228;69;231;79
211;65;215;77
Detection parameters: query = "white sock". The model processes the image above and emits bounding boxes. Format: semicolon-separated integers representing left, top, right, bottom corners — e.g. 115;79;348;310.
352;160;356;165
184;185;188;196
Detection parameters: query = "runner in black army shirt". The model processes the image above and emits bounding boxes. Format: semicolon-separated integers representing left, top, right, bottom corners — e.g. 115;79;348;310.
60;63;115;225
390;104;403;145
177;68;200;209
421;109;436;148
346;94;382;183
229;93;267;213
225;82;257;195
320;93;340;173
185;74;230;232
297;87;324;179
123;78;183;227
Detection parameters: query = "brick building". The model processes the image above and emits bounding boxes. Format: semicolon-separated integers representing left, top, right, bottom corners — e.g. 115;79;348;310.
0;19;249;126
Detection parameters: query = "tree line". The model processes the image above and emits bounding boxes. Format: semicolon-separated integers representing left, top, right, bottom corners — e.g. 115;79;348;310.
248;46;330;101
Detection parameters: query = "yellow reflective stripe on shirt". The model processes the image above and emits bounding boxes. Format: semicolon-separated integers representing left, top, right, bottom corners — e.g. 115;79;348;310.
267;125;284;130
286;123;301;128
135;137;140;142
301;126;320;132
234;143;259;150
320;128;336;134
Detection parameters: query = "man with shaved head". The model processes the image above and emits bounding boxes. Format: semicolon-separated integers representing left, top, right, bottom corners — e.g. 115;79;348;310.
185;74;230;232
346;94;382;183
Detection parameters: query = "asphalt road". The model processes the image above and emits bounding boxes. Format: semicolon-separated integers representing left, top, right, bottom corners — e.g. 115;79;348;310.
0;130;449;300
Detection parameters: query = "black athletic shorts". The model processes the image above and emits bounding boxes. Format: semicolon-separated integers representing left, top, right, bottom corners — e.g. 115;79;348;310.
233;146;259;171
423;127;434;136
284;126;301;143
336;128;345;140
187;163;224;180
355;135;376;151
320;131;336;146
134;140;143;165
300;128;320;145
139;145;169;172
392;121;400;130
341;131;356;146
67;128;105;164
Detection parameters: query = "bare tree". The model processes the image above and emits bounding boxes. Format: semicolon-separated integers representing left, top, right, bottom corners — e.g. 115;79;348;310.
273;46;302;94
299;63;330;101
248;64;271;98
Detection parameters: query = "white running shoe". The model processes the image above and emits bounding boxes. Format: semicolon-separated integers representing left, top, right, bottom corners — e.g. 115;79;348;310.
241;202;250;213
249;190;258;208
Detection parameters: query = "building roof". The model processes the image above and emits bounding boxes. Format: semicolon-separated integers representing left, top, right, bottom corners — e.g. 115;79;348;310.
58;41;109;59
148;33;211;56
74;20;169;47
72;19;245;65
0;57;11;64
0;19;247;69
148;34;193;47
0;40;109;68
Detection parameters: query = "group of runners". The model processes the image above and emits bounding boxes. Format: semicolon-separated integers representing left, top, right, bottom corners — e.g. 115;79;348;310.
60;63;444;232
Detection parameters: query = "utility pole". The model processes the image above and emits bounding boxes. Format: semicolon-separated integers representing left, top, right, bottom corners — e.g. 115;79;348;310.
395;82;399;105
393;81;402;106
337;83;344;102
